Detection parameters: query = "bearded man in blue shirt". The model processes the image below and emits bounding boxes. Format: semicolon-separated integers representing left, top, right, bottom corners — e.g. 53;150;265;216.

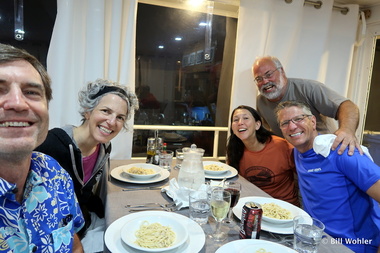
275;100;380;253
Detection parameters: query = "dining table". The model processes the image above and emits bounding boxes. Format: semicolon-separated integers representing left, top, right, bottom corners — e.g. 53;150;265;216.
104;158;354;253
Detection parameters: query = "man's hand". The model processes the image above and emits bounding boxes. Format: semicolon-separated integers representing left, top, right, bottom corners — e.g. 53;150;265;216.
332;127;363;155
333;100;361;156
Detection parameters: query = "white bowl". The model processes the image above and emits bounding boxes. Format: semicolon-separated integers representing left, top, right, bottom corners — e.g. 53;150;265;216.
123;163;162;179
120;214;188;252
252;197;300;225
203;161;230;175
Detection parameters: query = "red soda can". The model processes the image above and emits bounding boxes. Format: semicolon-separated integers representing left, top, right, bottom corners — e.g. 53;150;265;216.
239;202;262;239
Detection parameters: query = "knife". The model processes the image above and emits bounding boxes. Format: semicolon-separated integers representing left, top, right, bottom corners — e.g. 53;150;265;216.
128;207;168;212
122;186;163;191
128;203;182;212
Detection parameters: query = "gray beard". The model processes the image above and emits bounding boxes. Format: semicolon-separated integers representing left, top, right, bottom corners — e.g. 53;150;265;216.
260;83;282;100
260;75;286;101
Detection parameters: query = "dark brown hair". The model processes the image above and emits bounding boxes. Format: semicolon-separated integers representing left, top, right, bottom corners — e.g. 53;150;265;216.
226;105;273;170
0;43;52;102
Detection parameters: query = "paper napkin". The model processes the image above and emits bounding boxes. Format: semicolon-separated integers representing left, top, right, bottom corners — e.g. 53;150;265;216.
313;134;373;161
162;178;208;209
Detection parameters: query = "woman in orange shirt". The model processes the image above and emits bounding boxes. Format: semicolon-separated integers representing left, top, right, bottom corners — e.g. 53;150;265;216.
226;105;299;206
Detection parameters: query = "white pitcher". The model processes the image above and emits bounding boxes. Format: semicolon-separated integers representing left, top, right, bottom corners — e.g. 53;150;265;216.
177;144;205;191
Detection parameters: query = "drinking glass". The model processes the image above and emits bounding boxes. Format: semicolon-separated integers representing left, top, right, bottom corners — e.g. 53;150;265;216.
293;215;325;253
175;149;184;169
189;190;210;225
158;150;173;171
210;189;231;242
223;181;241;223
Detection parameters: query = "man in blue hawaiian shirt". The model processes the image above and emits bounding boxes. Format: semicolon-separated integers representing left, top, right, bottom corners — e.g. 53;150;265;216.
0;43;85;252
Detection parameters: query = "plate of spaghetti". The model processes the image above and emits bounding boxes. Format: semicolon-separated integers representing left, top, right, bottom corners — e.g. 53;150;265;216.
233;196;311;234
203;161;238;179
203;161;230;175
120;214;188;252
105;211;205;253
123;163;162;179
258;199;296;225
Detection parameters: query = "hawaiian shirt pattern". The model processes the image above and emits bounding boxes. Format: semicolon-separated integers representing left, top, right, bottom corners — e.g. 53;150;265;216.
0;152;84;253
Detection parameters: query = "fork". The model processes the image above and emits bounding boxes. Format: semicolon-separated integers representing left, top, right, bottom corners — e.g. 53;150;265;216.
128;203;183;212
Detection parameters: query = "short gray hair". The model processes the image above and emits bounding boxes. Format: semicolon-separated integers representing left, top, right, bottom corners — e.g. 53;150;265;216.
275;100;312;122
78;78;139;130
268;56;283;69
253;56;283;75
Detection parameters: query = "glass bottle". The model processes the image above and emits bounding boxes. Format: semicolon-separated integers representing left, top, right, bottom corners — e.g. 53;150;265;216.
153;137;163;165
177;144;205;192
146;137;156;164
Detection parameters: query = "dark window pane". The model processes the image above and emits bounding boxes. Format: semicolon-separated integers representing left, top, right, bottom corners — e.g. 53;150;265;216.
133;3;236;157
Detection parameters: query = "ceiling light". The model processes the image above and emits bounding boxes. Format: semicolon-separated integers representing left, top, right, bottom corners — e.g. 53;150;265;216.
175;37;182;41
186;0;205;7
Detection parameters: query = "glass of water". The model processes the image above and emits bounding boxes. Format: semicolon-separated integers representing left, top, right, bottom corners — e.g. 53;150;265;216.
189;190;210;225
158;150;173;171
293;215;325;253
175;149;184;169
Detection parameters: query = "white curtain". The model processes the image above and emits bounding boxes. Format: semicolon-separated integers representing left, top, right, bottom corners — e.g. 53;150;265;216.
48;0;360;159
230;0;359;121
47;0;138;159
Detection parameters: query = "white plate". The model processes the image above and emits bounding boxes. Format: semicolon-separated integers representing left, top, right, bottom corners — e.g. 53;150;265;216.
232;196;311;234
203;161;230;175
111;165;170;184
120;214;188;252
105;211;205;253
123;163;162;179
203;161;238;179
215;239;297;253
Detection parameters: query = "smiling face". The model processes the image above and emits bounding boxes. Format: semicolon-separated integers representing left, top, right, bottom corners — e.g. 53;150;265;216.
231;109;261;142
0;60;49;156
252;57;287;101
84;94;128;144
277;106;317;153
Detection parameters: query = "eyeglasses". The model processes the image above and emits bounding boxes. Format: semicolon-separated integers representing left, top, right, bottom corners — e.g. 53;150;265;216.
279;114;312;129
254;67;280;84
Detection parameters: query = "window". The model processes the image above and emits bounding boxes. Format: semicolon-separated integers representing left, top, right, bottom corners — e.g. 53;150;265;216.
133;1;237;158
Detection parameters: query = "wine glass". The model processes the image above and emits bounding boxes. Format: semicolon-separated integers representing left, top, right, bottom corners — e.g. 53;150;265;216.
210;189;231;242
223;181;241;223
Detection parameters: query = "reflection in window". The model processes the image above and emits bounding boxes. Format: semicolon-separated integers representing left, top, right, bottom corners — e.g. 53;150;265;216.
133;3;237;157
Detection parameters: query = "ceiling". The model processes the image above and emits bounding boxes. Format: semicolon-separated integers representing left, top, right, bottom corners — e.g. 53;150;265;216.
334;0;380;7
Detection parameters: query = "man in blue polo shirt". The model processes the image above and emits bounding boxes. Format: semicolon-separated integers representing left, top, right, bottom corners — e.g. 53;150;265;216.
275;100;380;253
